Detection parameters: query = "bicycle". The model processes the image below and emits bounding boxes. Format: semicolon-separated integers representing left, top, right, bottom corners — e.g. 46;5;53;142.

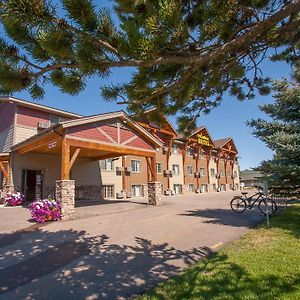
230;191;277;215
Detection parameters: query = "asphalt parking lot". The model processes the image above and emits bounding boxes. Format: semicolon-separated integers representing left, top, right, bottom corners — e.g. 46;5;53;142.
0;191;265;299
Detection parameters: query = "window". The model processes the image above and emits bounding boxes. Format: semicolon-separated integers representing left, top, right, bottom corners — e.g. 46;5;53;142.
212;184;217;191
187;165;193;175
199;168;205;176
50;115;60;126
131;160;141;172
100;159;114;171
201;184;208;192
220;184;226;191
210;168;215;176
227;170;231;177
132;185;143;197
156;162;162;174
172;164;180;175
189;184;194;193
173;184;182;194
220;170;224;177
187;148;194;156
103;185;114;198
172;143;179;154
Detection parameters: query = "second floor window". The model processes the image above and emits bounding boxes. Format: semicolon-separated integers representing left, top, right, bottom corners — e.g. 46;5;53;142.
172;144;179;154
187;165;193;175
100;159;114;171
172;164;180;175
210;168;215;176
50;115;60;126
131;160;141;172
234;170;238;177
200;168;205;176
156;162;162;174
220;170;224;177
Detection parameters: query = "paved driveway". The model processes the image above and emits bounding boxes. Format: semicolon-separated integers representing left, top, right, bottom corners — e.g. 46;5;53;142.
0;191;265;299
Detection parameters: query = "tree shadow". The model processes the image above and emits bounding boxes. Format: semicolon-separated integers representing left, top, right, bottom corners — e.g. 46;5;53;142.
180;208;265;227
0;228;211;299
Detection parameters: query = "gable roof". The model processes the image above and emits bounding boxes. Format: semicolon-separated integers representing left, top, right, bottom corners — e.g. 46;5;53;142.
133;108;178;136
13;110;163;151
0;96;82;119
213;137;238;153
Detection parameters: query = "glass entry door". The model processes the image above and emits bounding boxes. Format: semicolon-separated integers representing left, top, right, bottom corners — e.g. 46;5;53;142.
21;169;43;202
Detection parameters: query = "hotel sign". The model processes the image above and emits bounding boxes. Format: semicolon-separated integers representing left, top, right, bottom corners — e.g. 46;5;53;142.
197;134;210;146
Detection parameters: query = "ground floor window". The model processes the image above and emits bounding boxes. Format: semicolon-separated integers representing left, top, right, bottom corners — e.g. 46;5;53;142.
188;184;194;192
103;185;114;198
132;185;143;197
212;184;217;191
173;184;182;194
201;184;208;192
220;184;226;191
235;183;239;190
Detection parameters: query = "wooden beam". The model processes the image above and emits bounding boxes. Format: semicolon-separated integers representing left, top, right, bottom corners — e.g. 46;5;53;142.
69;148;81;170
137;122;176;136
17;132;58;155
92;153;122;161
66;137;155;158
0;161;8;180
61;136;71;180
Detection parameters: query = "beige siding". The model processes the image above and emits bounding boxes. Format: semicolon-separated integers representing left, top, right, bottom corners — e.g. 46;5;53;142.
14;125;38;145
99;157;123;195
169;153;184;190
0;125;14;152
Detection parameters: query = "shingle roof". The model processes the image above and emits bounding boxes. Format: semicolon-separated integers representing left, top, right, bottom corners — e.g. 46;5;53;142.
213;138;232;149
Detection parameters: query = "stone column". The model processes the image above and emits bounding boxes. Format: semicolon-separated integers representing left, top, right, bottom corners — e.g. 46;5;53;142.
56;180;75;220
148;181;162;206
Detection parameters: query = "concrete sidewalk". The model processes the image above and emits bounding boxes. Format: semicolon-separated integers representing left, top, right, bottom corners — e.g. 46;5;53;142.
0;191;265;299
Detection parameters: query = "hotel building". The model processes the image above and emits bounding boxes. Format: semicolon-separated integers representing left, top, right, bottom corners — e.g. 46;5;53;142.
0;96;240;202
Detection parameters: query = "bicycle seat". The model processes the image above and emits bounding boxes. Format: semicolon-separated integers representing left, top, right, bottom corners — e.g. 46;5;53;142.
241;192;248;195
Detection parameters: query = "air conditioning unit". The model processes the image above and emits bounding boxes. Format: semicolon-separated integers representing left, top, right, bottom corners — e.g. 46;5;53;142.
215;174;219;179
125;166;132;173
214;157;218;162
37;122;49;129
168;170;173;175
195;188;200;193
116;192;125;199
116;166;123;172
163;170;168;175
126;192;132;198
194;172;199;177
193;153;197;159
162;147;168;154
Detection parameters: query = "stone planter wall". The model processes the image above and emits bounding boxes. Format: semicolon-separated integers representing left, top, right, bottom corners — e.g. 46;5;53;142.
56;180;75;220
148;181;162;206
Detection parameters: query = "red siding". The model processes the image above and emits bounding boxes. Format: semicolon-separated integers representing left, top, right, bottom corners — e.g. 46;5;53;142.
0;102;15;132
17;106;49;127
67;123;112;143
67;121;155;151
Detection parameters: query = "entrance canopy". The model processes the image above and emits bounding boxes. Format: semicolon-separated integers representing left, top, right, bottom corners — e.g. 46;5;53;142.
13;111;163;180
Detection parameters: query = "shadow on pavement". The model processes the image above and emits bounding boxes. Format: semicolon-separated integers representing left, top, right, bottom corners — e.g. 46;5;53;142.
0;228;211;299
180;208;265;227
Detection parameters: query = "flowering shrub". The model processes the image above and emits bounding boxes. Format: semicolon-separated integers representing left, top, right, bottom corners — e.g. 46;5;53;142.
29;199;62;223
5;192;25;206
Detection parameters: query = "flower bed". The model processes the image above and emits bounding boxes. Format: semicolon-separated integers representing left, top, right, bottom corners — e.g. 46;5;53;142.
4;192;25;206
29;199;62;223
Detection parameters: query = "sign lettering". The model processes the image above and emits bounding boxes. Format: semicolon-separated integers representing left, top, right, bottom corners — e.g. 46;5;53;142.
197;134;210;146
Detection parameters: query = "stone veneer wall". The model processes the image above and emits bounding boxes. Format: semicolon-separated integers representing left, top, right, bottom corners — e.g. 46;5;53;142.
75;185;102;201
56;180;75;220
148;181;162;205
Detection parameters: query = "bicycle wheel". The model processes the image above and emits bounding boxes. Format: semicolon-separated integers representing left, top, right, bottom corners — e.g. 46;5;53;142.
230;197;247;213
258;198;277;216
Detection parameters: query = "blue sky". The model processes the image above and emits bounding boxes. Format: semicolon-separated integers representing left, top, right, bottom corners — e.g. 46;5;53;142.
1;1;292;170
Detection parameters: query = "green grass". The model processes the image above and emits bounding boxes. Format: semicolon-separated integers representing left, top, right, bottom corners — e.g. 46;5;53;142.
139;204;300;300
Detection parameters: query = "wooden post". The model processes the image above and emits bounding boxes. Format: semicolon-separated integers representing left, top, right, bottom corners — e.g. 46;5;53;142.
61;137;71;180
196;145;200;189
216;153;220;188
182;142;187;185
207;149;211;185
122;156;126;191
151;156;157;181
166;138;173;190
